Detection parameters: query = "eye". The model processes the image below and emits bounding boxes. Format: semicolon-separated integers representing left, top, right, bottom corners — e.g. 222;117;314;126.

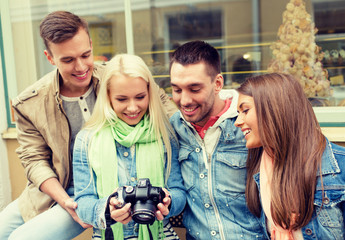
173;88;181;93
190;88;201;93
136;95;146;100
62;59;73;63
116;98;126;102
82;54;91;59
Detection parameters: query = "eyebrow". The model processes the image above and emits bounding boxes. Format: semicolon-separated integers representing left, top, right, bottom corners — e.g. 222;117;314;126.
115;91;147;98
238;102;249;110
171;83;203;88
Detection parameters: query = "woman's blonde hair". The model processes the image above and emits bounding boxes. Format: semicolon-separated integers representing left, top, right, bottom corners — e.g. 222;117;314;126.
84;53;176;181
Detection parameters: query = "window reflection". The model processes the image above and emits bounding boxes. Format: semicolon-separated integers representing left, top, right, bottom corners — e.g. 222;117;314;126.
3;0;345;113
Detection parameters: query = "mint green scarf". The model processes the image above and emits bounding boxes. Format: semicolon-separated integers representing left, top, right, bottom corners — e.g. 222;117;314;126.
89;115;165;240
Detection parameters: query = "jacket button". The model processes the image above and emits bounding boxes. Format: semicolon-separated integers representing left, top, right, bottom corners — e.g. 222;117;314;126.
305;228;312;235
199;173;205;179
210;230;217;236
204;203;210;208
195;148;200;152
323;197;330;205
124;152;129;157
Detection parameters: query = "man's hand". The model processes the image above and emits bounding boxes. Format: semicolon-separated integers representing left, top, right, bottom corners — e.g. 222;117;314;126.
109;198;132;224
40;178;92;228
64;198;92;228
156;188;171;221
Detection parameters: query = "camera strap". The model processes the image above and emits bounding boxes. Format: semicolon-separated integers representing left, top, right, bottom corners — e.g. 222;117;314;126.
146;223;154;240
104;192;118;240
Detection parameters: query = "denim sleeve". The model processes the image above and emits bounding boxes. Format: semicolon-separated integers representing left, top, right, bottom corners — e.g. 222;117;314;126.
165;137;187;218
73;130;108;229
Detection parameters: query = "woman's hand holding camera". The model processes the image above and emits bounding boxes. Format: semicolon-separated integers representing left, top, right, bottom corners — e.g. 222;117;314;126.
109;198;132;224
156;188;171;221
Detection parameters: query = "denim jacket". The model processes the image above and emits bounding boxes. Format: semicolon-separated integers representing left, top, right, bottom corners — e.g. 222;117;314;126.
170;98;266;240
254;139;345;239
73;128;186;238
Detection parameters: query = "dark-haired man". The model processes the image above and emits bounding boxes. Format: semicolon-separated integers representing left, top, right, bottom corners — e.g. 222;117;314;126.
0;11;176;239
169;41;266;239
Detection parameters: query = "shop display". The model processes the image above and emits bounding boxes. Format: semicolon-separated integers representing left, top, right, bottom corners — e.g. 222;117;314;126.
268;0;332;98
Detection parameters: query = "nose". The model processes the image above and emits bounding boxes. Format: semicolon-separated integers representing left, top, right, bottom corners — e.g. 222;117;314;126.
127;100;138;112
234;114;243;128
75;58;85;71
180;91;193;106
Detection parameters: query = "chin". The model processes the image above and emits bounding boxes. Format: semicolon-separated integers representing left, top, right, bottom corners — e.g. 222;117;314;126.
246;142;262;149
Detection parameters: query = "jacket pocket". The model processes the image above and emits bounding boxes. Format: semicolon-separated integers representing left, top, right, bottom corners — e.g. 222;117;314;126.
215;151;247;196
178;146;196;192
313;190;345;239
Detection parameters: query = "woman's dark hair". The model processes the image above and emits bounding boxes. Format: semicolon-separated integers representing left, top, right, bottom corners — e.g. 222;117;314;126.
238;73;325;231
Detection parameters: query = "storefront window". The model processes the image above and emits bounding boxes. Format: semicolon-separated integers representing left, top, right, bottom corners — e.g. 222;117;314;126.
1;0;345;127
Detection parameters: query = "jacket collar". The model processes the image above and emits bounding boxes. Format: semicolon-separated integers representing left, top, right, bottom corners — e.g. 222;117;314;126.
53;64;102;107
318;138;341;176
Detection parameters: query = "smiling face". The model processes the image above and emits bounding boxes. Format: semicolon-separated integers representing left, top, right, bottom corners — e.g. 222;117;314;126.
44;28;93;97
108;74;149;126
170;62;223;127
234;93;262;149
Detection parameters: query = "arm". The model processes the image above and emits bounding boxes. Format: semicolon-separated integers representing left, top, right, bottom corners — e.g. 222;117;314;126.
14;107;57;188
14;106;91;228
40;178;91;228
157;137;186;219
73;130;108;229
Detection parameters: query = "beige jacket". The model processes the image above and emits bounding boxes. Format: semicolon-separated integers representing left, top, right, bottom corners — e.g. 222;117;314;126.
12;63;105;221
12;63;177;222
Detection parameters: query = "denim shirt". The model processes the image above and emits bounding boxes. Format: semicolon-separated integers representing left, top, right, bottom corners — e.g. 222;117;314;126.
254;139;345;240
73;128;186;238
170;108;266;240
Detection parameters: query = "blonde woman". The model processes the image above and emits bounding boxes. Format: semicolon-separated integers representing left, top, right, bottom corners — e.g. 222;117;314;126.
73;54;186;240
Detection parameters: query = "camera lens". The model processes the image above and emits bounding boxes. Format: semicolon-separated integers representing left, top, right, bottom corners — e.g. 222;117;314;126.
132;200;156;224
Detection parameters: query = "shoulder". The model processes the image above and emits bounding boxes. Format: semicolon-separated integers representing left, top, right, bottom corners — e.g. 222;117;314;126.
330;142;345;156
12;70;57;108
318;140;345;186
169;111;183;125
93;62;106;80
329;142;345;175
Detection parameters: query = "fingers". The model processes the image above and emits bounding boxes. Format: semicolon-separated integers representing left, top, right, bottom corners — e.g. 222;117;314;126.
109;198;124;211
66;205;93;229
156;202;169;221
162;195;171;207
79;221;93;229
110;202;132;224
155;188;171;220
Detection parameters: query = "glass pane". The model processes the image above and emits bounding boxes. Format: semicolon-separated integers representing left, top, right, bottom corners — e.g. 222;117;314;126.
3;0;345;126
7;0;127;95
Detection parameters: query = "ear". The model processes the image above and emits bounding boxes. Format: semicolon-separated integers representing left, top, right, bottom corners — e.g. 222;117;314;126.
214;74;224;94
44;50;55;66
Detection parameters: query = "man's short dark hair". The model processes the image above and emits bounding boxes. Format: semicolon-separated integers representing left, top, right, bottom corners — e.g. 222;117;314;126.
169;40;221;79
40;11;90;55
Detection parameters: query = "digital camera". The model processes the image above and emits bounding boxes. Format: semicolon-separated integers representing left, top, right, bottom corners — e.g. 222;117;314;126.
117;178;165;224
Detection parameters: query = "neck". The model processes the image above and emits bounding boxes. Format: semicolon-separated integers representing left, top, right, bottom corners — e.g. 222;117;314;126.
212;97;226;116
60;83;90;97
